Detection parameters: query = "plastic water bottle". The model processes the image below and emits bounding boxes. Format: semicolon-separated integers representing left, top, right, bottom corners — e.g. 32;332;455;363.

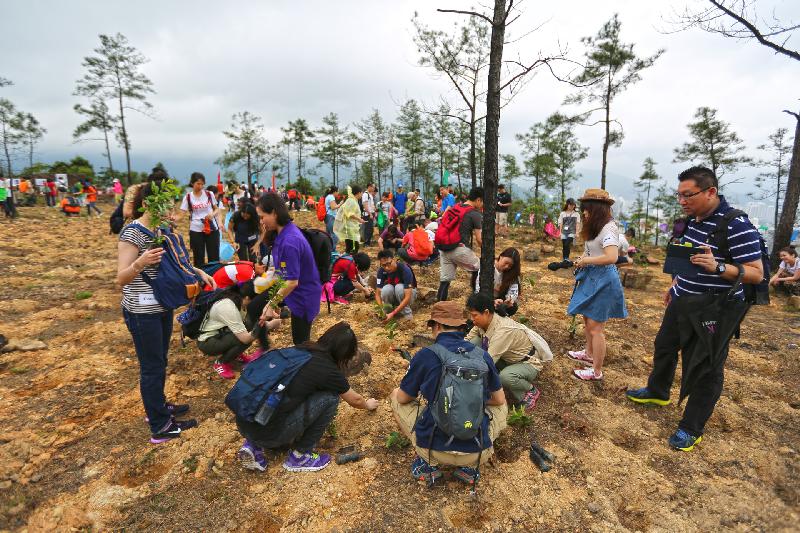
254;384;285;425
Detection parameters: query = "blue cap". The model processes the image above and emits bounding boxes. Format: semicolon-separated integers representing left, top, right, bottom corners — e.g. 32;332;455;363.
397;182;404;188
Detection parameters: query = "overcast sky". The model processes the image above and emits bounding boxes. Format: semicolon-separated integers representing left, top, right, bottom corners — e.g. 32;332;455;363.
2;0;798;207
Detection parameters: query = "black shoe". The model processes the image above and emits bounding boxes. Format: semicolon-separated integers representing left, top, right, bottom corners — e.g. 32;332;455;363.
529;441;553;472
150;418;198;444
166;402;190;417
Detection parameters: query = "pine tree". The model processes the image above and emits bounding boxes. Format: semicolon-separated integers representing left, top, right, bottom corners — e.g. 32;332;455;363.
754;127;791;229
73;98;116;174
357;109;390;193
634;157;660;243
216;111;274;190
565;14;663;189
543;113;588;205
396;99;425;190
516;121;556;203
500;154;521;196
281;119;315;187
313;112;351;188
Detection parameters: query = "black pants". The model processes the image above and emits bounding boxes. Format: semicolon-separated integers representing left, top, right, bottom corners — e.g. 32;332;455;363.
46;193;56;207
236;240;257;262
189;229;220;268
562;237;573;260
245;292;271;349
333;277;355;296
495;302;518;317
362;218;374;245
345;239;359;254
646;300;729;436
198;329;250;363
290;314;313;345
382;240;401;251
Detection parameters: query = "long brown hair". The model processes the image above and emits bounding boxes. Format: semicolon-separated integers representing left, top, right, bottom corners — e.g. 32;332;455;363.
579;200;612;241
497;247;521;297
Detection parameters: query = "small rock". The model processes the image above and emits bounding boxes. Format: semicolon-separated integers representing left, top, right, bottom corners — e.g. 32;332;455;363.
76;457;87;467
62;302;73;309
587;502;601;514
524;248;540;262
788;295;800;310
540;244;555;254
18;339;47;351
30;473;43;482
788;343;798;349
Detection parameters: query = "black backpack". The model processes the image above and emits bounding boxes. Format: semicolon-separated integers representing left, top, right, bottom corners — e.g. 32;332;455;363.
109;200;125;234
301;228;334;313
707;209;770;305
176;289;230;344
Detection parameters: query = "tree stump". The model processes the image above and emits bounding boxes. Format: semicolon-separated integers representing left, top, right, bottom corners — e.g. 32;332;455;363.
540;244;556;254
524;248;540;262
788;295;800;310
620;269;654;290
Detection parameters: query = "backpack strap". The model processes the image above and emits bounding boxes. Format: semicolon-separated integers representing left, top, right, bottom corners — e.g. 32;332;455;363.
707;208;745;262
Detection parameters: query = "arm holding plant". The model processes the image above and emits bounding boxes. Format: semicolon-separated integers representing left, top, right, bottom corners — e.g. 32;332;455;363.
386;286;412;323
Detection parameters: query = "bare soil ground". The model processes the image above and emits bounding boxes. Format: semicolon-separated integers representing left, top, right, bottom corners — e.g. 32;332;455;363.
1;206;798;532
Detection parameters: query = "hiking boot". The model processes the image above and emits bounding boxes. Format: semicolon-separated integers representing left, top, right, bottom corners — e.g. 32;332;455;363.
150;418;198;444
520;387;541;412
626;387;670;406
238;440;268;472
282;450;331;472
572;368;603;381
452;466;480;485
239;350;265;365
668;429;703;452
411;456;442;486
213;361;235;379
566;349;593;366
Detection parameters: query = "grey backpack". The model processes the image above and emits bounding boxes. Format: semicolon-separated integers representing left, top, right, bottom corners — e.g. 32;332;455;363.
427;343;490;446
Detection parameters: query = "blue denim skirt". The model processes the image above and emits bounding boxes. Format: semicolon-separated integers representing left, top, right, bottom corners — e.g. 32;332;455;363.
567;264;628;322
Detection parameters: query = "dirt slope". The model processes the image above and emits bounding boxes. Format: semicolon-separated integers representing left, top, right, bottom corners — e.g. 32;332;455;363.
0;206;798;532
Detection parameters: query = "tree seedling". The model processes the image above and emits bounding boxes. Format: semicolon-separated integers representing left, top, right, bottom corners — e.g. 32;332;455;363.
568;314;578;339
265;276;288;310
385;431;410;449
507;405;533;428
138;179;182;245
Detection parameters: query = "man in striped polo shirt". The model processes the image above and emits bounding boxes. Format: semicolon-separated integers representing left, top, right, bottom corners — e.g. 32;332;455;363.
626;166;764;452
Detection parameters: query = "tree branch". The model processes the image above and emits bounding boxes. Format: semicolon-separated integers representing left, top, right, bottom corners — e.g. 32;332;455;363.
437;8;493;26
708;0;800;61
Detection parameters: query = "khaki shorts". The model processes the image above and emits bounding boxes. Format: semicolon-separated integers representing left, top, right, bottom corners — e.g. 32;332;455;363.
390;390;508;466
495;212;508;226
439;245;480;282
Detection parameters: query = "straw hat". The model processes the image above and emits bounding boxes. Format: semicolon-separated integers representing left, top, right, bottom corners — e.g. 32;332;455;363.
578;188;614;205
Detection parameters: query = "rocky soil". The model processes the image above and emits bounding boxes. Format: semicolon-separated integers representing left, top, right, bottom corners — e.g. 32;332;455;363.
1;206;798;532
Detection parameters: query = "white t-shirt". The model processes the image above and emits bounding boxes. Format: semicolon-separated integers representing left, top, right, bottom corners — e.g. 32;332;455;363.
232;191;245;211
424;221;438;241
180;191;218;233
780;258;800;276
618;234;630;257
362;191;375;215
584;220;619;257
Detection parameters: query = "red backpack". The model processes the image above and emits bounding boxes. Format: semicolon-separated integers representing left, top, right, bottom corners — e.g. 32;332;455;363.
435;203;473;251
411;227;433;258
316;196;327;221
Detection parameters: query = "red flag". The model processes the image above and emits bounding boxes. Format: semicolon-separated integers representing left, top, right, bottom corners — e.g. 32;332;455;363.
272;174;276;191
216;171;222;194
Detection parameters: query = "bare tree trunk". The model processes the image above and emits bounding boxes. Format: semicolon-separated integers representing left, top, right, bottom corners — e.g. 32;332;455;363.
103;124;114;174
600;71;611;190
773;112;800;268
469;116;477;189
478;0;506;299
115;70;132;186
246;151;252;191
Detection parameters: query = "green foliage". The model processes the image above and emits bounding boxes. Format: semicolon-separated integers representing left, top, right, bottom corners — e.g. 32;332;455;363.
75;290;93;300
396;99;426;190
673;107;752;188
374;302;393;320
507;406;533;428
266;276;288;310
182;455;199;473
568;314;578;339
313;112;355;188
516;121;558;202
526;275;537;291
385;431;411;449
386;320;398;340
216;111;273;190
326;421;338;439
281;118;315;186
138;179;182;241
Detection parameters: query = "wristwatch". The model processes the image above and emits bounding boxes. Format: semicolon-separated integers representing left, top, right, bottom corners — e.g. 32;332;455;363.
715;261;726;275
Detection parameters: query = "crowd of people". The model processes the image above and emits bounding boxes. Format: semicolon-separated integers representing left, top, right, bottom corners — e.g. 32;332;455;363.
112;164;771;485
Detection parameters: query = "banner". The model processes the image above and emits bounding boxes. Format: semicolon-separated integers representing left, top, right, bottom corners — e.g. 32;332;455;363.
442;170;450;186
272;174;276;190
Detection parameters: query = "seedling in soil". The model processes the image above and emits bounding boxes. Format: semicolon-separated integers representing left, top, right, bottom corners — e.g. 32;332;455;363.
326;421;338;438
385;431;410;449
75;290;92;300
518;315;529;325
568;314;578;339
507;406;533;428
385;320;398;340
526;275;537;290
374;302;393;320
138;179;182;245
182;455;199;473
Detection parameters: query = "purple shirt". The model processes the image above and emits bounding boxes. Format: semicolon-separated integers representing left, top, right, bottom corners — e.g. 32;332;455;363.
272;222;321;322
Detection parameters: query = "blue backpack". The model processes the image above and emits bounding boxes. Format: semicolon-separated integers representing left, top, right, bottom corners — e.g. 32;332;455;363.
225;347;312;425
138;225;202;309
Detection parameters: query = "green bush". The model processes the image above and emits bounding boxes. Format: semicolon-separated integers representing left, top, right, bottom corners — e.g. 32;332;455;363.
75;291;93;300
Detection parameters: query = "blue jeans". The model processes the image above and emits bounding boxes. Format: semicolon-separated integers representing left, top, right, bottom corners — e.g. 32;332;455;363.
122;308;174;433
325;213;339;250
236;392;339;452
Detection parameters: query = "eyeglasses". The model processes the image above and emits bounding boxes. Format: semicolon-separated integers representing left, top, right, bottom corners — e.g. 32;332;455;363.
379;261;393;268
675;187;711;200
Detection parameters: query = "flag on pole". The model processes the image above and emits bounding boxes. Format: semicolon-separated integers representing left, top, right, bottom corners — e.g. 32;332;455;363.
271;174;276;191
442;170;450;186
216;171;223;194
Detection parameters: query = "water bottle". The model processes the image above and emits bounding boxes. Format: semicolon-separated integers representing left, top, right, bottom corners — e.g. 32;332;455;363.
254;384;285;425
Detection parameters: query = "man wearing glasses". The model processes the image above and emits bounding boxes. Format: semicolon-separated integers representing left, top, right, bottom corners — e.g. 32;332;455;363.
626;166;764;452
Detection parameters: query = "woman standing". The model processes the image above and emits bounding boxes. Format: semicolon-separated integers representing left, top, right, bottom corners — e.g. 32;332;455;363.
557;198;580;263
324;186;341;250
117;182;216;443
475;247;522;317
180;172;221;267
334;185;364;255
228;200;260;262
256;193;322;344
566;189;627;382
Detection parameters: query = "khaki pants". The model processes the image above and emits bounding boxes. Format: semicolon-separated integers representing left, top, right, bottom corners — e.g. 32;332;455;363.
390;390;507;466
495;212;508;226
439;245;480;282
496;360;540;403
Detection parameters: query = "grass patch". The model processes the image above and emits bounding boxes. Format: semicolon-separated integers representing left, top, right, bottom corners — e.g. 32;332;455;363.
10;366;30;374
385;431;410;449
75;291;93;300
182;455;198;473
507;405;533;428
326;421;338;438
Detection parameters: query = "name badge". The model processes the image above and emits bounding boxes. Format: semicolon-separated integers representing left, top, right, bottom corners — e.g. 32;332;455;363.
376;278;381;284
138;293;158;306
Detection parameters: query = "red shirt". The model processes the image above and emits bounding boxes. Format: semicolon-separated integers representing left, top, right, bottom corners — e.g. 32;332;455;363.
288;189;297;200
332;257;358;281
47;181;57;194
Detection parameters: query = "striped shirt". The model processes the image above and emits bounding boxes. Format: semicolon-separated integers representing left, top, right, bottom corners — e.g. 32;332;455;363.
671;196;762;299
119;222;167;314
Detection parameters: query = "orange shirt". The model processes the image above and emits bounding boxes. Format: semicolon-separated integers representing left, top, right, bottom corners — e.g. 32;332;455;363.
86;185;98;203
19;180;29;193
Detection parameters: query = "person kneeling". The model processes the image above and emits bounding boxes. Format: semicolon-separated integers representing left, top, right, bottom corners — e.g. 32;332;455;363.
375;249;416;322
465;293;552;411
235;322;379;473
197;282;280;379
390;301;507;486
323;252;373;305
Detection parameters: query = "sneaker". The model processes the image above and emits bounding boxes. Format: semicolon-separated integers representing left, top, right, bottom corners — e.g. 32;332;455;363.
625;387;670;406
239;350;265;365
238;440;268;472
213;361;235;379
410;456;442;486
332;296;349;305
150;418;198;444
566;349;594;365
145;402;190;422
452;466;480;485
572;368;603;381
520;387;541;412
668;429;703;452
282;450;331;472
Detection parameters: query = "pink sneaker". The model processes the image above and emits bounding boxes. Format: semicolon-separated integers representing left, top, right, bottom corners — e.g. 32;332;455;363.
572;368;603;381
332;296;349;305
213;361;235;379
567;349;594;366
239;350;265;365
